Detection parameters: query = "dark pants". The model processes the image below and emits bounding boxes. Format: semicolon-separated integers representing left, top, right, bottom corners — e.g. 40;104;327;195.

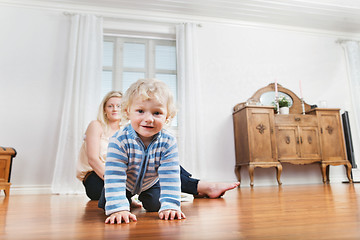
179;166;199;195
98;181;161;212
83;166;200;201
82;171;104;200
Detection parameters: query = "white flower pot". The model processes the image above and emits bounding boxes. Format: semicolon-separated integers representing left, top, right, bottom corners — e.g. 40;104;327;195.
280;107;289;114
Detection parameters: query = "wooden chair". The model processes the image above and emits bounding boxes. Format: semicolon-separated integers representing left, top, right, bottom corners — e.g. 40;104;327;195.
0;147;16;196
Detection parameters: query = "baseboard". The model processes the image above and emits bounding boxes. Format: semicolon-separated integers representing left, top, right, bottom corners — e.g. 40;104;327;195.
351;168;360;180
341;168;360;183
1;185;52;195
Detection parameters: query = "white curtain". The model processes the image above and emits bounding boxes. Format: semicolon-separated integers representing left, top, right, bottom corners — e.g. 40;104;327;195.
52;14;103;194
342;41;360;166
176;23;206;178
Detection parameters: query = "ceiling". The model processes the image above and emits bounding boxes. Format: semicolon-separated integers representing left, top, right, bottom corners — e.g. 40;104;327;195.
15;0;360;33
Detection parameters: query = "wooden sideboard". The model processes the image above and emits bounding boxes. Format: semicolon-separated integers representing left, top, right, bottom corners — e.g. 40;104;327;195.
233;83;352;186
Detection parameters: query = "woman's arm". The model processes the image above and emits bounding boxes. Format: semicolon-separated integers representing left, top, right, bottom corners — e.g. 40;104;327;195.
85;120;105;180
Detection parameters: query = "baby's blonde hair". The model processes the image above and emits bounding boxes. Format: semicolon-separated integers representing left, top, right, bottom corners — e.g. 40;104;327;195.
120;79;177;125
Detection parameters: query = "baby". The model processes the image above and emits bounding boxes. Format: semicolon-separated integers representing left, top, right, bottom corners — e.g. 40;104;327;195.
101;78;185;224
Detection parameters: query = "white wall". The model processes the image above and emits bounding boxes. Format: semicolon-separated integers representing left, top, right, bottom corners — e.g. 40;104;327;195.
0;5;69;192
195;23;358;185
0;3;359;194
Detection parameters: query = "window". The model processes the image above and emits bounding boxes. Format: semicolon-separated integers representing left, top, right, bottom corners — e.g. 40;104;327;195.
102;36;177;126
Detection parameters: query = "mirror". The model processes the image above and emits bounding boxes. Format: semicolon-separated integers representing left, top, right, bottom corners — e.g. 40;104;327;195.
260;91;293;107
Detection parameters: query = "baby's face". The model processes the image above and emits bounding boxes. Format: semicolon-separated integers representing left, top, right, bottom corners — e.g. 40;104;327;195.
127;94;168;144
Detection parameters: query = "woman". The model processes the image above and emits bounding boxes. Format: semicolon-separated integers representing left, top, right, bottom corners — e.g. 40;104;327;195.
76;91;239;201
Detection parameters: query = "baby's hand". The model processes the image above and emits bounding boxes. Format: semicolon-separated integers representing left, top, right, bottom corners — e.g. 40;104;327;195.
159;210;186;220
105;211;137;224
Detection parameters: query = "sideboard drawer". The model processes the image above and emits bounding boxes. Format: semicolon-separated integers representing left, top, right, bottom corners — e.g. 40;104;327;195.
275;115;318;126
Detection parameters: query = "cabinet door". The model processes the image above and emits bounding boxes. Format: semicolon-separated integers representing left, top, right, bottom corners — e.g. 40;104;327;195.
276;126;299;159
248;108;277;162
318;111;346;161
299;127;321;159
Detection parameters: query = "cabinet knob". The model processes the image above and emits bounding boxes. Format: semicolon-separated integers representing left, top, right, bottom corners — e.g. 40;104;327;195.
295;117;301;121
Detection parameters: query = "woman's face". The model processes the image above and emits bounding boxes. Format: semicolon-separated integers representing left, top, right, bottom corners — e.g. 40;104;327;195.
105;97;121;122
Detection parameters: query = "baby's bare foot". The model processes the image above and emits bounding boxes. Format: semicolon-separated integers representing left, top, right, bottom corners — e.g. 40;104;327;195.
130;199;142;208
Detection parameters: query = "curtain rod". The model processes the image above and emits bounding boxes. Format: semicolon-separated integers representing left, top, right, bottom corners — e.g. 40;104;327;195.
63;11;202;27
103;32;175;41
336;38;360;44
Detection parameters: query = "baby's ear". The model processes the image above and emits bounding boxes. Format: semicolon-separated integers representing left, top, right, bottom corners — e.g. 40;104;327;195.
165;115;172;125
125;108;130;118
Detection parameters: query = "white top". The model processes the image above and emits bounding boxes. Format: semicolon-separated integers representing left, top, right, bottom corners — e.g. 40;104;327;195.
76;133;109;181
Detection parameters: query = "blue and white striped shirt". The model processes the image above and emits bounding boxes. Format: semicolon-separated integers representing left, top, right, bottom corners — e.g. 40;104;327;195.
104;124;181;215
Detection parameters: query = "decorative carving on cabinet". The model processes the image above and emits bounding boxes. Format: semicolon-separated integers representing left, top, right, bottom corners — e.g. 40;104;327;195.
232;83;353;187
233;83;312;114
326;126;334;134
256;124;266;134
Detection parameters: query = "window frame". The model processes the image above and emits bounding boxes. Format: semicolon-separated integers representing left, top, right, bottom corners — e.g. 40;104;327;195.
103;36;176;92
102;35;178;128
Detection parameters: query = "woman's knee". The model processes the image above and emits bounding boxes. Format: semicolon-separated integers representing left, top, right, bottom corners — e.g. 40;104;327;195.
83;172;104;200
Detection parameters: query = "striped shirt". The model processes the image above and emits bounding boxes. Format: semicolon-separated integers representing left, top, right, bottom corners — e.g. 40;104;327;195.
104;124;181;215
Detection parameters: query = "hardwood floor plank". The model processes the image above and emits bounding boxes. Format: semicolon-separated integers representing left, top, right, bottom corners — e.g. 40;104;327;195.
1;184;360;239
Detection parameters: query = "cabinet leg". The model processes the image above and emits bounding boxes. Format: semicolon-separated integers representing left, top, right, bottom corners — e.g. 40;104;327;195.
276;164;282;185
249;165;255;187
1;183;11;197
4;186;10;196
326;166;330;183
345;162;353;183
234;166;241;185
321;163;328;184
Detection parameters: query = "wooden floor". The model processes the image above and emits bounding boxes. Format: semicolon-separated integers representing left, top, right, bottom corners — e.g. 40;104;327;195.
1;183;360;239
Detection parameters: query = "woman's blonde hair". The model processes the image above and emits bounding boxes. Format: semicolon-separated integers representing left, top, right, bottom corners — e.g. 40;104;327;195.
97;91;123;131
120;79;177;125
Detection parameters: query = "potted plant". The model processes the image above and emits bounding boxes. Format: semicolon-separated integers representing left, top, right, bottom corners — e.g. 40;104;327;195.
274;96;291;114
